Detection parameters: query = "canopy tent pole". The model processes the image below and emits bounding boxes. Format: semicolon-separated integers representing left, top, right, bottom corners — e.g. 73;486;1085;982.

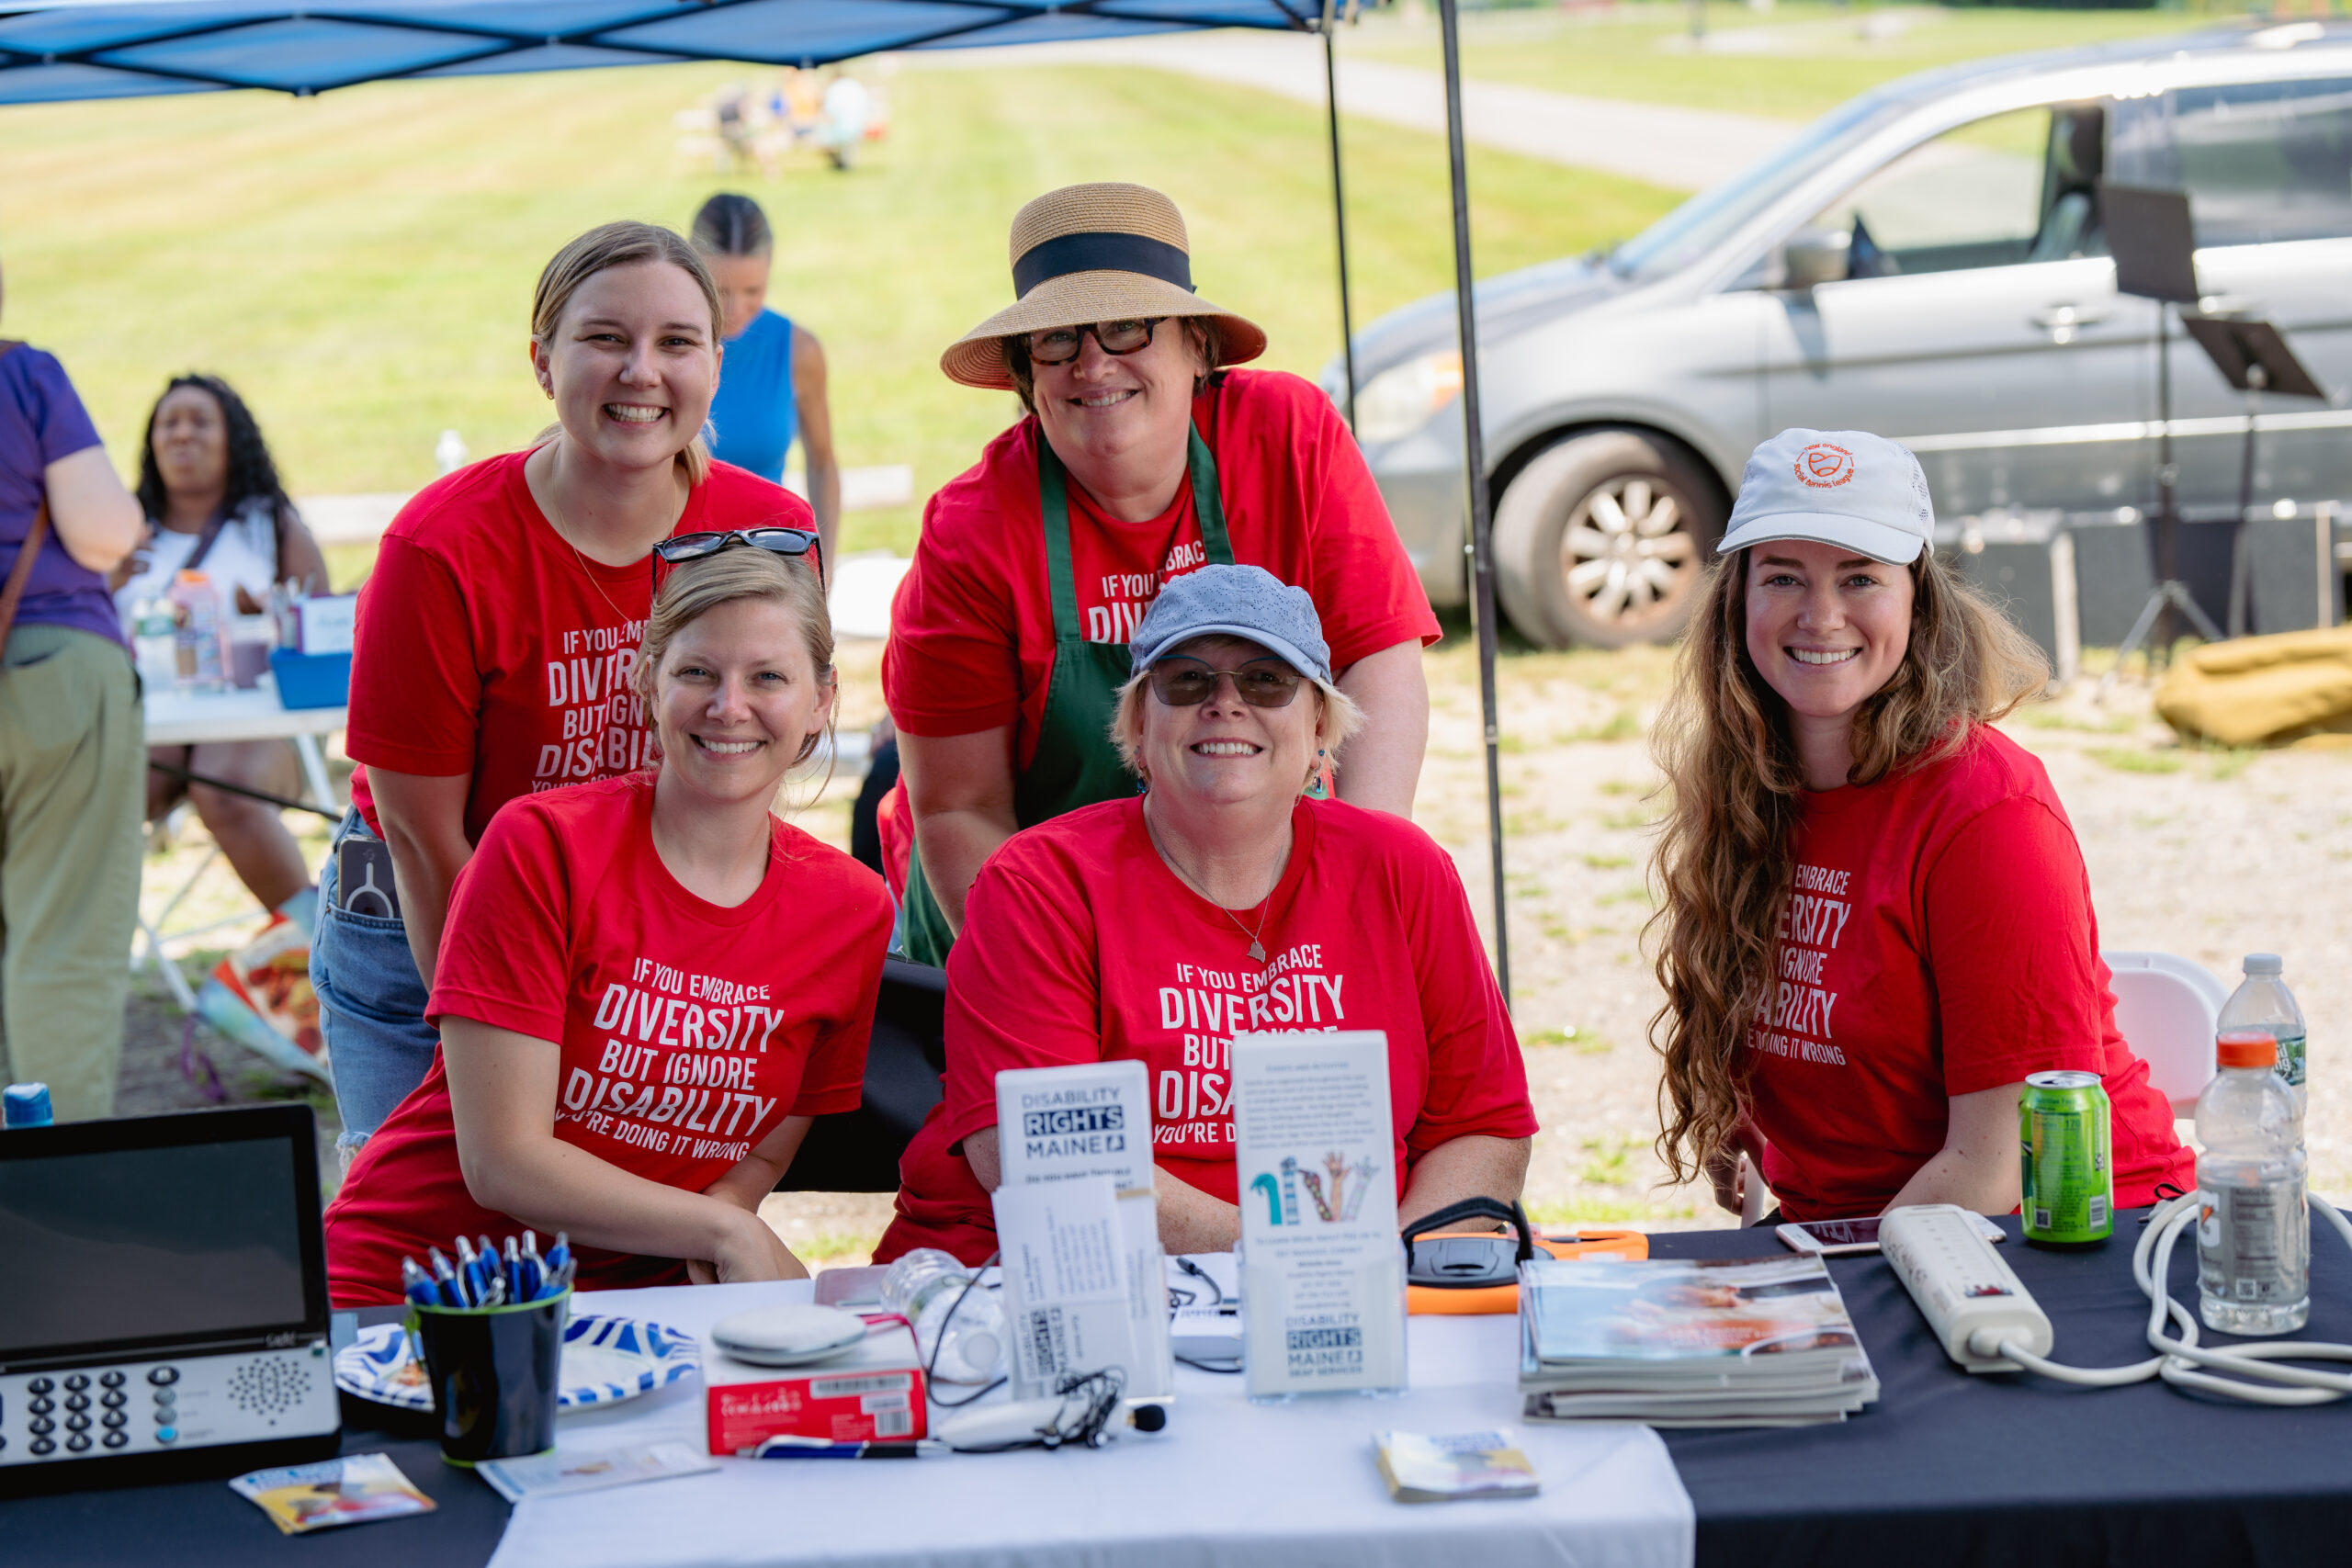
1434;0;1510;1002
1319;0;1358;433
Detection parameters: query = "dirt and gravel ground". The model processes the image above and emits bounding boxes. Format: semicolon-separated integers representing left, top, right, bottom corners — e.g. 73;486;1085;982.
119;632;2349;1261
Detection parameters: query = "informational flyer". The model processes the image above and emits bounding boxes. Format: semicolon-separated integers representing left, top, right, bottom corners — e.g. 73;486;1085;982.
991;1061;1173;1399
1230;1031;1407;1399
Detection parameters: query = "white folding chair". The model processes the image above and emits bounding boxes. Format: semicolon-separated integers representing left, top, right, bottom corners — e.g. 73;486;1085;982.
2104;951;2228;1113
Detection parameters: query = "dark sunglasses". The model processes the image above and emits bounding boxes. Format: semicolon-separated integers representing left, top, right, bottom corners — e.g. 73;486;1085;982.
1021;318;1166;367
650;526;824;592
1147;656;1305;709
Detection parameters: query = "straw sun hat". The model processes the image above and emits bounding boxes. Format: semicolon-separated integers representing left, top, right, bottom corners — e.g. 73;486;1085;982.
940;182;1268;390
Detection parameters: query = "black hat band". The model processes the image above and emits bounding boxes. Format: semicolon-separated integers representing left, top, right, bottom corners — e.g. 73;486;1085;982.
1012;231;1193;299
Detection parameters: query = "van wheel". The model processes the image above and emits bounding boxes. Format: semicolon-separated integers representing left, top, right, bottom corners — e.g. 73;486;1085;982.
1492;431;1723;649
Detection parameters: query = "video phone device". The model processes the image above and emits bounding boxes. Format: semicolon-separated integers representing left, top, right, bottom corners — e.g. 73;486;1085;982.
0;1104;342;1494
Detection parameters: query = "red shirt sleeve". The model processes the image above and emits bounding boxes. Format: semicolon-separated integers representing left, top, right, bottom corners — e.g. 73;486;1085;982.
789;880;891;1117
1394;832;1538;1154
1927;796;2111;1097
346;531;481;779
428;801;573;1041
1277;379;1441;671
936;849;1105;1146
883;452;1031;739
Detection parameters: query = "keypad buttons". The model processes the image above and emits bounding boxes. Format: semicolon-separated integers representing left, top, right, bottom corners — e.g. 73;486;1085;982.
64;1393;89;1412
29;1437;54;1456
28;1377;52;1395
63;1374;89;1392
102;1431;128;1450
155;1427;178;1445
65;1413;90;1432
148;1366;179;1386
101;1389;126;1408
28;1416;53;1436
66;1433;91;1452
102;1410;126;1429
99;1371;125;1389
28;1396;53;1416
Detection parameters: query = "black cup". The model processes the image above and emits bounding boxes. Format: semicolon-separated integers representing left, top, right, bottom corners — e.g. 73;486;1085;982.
409;1292;569;1466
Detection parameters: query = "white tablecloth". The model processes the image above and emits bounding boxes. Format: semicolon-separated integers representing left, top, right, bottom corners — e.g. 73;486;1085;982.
485;1280;1695;1568
142;680;347;747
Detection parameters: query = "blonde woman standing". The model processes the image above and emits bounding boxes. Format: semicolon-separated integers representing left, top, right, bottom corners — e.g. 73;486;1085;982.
1648;429;2188;1225
318;221;818;1155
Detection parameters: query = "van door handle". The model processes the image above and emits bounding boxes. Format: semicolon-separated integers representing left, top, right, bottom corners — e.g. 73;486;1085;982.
2031;303;2114;343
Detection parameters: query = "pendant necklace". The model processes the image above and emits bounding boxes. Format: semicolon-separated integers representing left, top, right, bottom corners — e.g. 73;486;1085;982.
1144;808;1278;964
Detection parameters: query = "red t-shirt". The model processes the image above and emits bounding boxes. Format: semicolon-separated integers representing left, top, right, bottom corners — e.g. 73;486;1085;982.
323;774;891;1305
875;796;1539;1265
345;452;813;841
882;368;1438;761
1744;726;2191;1222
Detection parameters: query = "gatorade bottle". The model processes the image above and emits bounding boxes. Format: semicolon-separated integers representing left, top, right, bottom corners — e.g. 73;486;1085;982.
2217;953;2308;1114
2195;1031;2309;1336
167;569;226;691
3;1082;54;1127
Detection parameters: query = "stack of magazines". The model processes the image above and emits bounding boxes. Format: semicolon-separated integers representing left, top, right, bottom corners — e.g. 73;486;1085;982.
1519;1254;1880;1427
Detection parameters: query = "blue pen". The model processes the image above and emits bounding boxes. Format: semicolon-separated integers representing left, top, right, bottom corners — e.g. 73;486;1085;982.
454;1235;485;1305
427;1247;466;1308
544;1231;571;1280
400;1257;441;1308
504;1235;524;1300
521;1231;544;1300
754;1438;946;1460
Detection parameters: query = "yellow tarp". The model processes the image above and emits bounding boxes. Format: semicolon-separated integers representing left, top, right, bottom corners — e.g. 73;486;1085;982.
2154;626;2352;747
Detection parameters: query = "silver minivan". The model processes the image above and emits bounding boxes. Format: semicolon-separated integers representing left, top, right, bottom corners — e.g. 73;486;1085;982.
1336;22;2352;647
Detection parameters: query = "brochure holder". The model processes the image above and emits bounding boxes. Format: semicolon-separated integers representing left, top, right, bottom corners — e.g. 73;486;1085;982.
989;1060;1174;1401
1230;1031;1408;1401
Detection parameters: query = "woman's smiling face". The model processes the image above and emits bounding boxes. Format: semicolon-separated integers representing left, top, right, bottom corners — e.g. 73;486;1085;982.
533;259;720;474
1137;634;1319;811
1743;539;1915;735
653;595;831;808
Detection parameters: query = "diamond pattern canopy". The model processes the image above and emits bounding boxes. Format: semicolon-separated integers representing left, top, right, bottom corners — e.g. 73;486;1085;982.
0;0;1320;103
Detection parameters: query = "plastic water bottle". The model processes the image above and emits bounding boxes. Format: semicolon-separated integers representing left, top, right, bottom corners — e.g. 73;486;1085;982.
3;1082;53;1127
130;597;179;689
880;1247;1007;1384
2217;953;2307;1113
2195;1030;2309;1335
166;570;226;691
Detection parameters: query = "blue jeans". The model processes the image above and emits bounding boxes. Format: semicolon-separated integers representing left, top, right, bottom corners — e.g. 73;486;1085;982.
312;808;437;1154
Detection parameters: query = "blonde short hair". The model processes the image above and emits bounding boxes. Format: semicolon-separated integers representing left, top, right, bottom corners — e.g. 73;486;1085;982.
633;547;837;787
1108;657;1363;787
532;220;723;486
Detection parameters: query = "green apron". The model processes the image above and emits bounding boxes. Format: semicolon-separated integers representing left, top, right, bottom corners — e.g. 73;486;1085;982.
900;427;1234;967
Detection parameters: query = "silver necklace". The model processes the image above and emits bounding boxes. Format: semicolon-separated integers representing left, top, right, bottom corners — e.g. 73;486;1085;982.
1143;807;1282;964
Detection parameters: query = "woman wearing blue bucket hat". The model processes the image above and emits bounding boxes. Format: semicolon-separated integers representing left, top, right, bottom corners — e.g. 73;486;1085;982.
877;564;1532;1264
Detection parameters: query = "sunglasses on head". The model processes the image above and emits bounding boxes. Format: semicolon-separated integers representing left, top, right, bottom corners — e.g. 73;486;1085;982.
1020;318;1166;367
650;526;824;592
1147;655;1306;709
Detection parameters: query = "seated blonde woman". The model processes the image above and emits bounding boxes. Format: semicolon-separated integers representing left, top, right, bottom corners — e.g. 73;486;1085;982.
877;564;1535;1263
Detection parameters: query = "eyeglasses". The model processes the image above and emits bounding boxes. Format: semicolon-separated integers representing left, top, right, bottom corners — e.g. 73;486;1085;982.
1021;319;1165;367
650;526;824;592
1146;656;1305;709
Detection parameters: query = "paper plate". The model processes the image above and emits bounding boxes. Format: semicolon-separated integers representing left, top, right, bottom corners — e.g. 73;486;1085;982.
334;1314;699;1412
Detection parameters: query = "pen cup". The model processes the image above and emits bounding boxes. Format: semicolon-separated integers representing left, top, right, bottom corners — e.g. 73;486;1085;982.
409;1291;570;1467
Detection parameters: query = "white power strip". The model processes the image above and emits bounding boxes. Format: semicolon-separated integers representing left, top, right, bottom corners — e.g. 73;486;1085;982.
1880;1204;2053;1373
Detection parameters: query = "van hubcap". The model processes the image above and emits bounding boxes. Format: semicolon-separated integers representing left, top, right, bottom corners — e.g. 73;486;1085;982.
1560;476;1700;631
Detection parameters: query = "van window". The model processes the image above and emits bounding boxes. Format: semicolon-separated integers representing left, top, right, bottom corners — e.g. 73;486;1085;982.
1804;107;2063;277
2110;77;2352;246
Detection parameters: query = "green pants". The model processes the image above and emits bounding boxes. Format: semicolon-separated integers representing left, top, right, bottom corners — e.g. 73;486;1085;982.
0;624;142;1121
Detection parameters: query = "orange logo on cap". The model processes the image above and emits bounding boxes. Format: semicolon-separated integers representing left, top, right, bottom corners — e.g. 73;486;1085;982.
1794;443;1855;489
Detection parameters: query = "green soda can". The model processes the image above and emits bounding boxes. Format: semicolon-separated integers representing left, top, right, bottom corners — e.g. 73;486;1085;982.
2020;1070;2113;1247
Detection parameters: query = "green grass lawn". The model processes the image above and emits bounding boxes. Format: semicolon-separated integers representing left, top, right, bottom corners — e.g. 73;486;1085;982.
0;61;1677;568
1346;2;2223;122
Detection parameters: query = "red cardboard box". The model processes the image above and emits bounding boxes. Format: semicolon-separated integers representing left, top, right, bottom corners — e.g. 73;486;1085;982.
704;1314;927;1455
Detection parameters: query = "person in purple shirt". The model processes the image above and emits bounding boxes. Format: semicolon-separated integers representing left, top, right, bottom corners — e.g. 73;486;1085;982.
0;268;146;1121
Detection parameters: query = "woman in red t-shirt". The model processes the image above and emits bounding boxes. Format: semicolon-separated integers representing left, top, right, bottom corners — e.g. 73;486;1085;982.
317;220;817;1155
1649;429;2191;1224
881;182;1440;969
324;542;886;1305
876;565;1534;1265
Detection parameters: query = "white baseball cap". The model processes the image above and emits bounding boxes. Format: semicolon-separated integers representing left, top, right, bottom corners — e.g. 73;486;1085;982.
1716;428;1935;566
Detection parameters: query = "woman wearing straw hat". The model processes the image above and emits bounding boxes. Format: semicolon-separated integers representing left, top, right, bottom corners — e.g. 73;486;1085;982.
882;183;1438;967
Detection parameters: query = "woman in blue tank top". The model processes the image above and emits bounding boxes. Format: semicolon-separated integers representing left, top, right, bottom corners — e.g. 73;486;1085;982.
693;193;840;560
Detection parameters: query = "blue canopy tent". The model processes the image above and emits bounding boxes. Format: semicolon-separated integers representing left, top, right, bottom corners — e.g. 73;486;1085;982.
0;0;1514;995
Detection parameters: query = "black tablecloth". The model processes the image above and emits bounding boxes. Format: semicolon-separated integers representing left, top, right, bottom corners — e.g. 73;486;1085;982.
1652;1212;2352;1568
11;1216;2351;1567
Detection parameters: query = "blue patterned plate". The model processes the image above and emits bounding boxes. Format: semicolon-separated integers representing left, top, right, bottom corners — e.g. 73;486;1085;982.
334;1314;700;1412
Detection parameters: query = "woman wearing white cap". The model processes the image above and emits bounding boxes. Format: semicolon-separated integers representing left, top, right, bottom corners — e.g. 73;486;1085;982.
877;565;1532;1262
881;183;1438;968
1649;429;2189;1224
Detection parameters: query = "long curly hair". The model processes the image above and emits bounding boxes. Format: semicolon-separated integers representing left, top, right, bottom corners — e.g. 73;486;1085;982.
135;373;293;533
1645;547;2051;1187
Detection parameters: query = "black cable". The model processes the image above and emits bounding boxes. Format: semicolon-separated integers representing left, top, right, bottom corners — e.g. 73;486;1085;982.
922;1251;1008;1410
149;758;341;821
1174;1255;1225;1306
1176;1356;1243;1375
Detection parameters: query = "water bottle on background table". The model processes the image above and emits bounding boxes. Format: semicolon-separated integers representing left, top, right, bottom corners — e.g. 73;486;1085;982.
2195;1030;2309;1336
131;596;178;689
166;569;226;692
2217;953;2307;1113
879;1247;1007;1384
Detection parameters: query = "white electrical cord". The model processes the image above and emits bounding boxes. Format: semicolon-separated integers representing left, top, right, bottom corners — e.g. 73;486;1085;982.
1970;1191;2352;1404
